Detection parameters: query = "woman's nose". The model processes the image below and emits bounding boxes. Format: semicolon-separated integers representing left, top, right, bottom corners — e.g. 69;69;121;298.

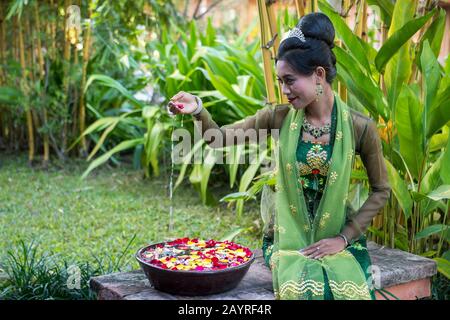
281;83;291;95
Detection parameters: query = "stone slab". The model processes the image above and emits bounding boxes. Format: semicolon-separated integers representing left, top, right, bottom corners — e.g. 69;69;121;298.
90;241;437;300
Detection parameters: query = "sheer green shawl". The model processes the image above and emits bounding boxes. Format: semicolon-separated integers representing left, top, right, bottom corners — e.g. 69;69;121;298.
270;93;372;300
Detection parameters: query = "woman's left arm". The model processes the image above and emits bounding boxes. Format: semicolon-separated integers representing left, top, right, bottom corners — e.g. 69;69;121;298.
340;119;391;243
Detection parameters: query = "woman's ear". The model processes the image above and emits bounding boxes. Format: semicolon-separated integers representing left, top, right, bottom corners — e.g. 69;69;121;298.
315;67;326;83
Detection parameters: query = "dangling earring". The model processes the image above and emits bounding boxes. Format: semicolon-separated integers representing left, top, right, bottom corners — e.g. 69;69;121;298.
315;83;323;102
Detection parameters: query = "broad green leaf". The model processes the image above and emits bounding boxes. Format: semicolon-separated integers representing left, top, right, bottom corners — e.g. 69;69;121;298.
383;0;417;109
85;75;145;108
235;148;268;217
375;9;435;73
174;139;205;192
429;127;448;153
219;192;254;202
144;122;165;177
201;147;221;205
318;0;372;74
440;134;450;184
81;138;144;179
335;46;387;119
415;224;449;240
228;144;245;188
417;9;446;64
426;83;450;138
426;185;450;201
421;40;441;138
394;84;424;179
87;118;120;161
434;258;450;279
167;69;190;82
385;158;413;219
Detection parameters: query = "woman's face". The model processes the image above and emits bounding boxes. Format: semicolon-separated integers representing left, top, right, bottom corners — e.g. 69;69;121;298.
276;60;317;110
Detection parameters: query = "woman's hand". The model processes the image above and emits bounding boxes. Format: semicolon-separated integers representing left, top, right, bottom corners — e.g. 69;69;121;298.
299;236;347;260
167;91;199;115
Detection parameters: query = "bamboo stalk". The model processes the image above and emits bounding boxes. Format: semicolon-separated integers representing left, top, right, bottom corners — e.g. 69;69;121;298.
26;10;42;157
0;2;5;83
34;0;50;167
354;0;363;37
294;0;305;17
265;0;288;104
361;0;368;42
62;0;72;156
18;15;35;165
79;7;92;156
338;0;351;102
51;0;57;59
0;2;5;145
256;0;277;105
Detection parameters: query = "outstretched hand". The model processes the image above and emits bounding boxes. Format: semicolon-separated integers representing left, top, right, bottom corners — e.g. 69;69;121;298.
167;91;199;115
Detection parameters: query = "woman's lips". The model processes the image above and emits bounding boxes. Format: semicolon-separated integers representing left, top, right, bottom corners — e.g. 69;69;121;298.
288;97;298;103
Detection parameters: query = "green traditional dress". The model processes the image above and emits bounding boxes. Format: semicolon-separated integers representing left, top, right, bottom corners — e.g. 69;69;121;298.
262;95;376;300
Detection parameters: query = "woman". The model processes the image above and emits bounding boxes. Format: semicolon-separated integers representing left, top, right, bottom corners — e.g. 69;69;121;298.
167;12;390;300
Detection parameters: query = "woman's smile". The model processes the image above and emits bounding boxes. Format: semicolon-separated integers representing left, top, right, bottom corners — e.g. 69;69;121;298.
288;96;298;104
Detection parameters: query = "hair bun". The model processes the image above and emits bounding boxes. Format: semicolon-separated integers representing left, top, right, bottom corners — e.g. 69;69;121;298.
297;12;335;50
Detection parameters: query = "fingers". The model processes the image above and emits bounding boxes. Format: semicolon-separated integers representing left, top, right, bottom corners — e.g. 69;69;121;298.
309;250;327;260
167;101;181;115
170;91;185;102
299;240;323;256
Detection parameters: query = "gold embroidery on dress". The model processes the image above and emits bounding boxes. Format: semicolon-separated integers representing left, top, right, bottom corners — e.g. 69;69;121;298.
347;150;354;160
279;280;325;299
289;204;297;215
328;280;371;300
342;110;349;122
297;144;330;176
329;171;338;184
336;131;343;140
290;122;298;131
273;224;286;234
319;212;331;229
286;163;293;174
303;223;310;232
269;251;280;270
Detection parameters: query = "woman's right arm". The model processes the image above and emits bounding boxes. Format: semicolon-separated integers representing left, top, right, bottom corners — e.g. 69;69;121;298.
169;91;278;148
192;101;277;148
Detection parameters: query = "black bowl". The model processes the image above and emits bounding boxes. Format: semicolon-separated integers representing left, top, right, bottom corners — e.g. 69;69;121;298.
135;241;255;296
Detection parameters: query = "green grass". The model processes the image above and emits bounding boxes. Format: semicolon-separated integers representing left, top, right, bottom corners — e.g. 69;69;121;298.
0;153;262;273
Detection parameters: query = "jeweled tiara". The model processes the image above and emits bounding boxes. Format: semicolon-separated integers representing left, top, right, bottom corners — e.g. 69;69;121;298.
283;26;306;43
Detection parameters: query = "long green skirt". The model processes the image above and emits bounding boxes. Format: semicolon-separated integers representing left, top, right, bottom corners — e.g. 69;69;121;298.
262;234;376;300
